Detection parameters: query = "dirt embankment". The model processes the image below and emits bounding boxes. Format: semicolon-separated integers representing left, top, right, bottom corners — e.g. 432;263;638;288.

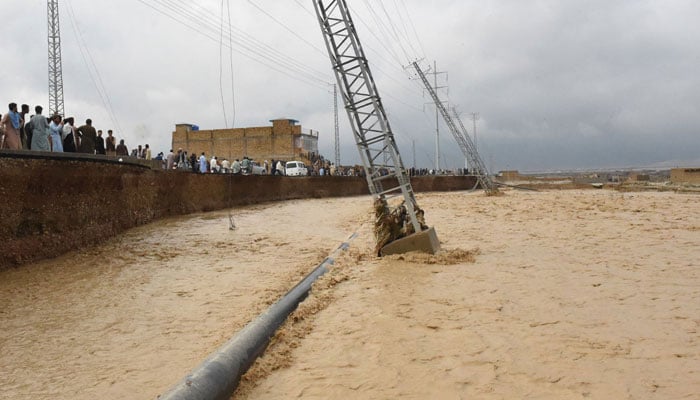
0;154;476;268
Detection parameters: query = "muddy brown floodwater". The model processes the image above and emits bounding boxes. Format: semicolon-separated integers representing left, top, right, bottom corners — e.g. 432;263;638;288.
238;190;700;399
0;196;371;400
3;190;700;400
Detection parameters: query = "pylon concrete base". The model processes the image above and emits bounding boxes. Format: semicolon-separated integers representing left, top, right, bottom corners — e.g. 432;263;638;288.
380;227;440;256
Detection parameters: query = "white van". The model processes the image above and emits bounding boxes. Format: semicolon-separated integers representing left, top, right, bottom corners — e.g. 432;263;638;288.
285;161;308;177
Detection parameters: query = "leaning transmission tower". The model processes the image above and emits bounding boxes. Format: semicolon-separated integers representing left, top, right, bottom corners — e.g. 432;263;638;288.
47;0;65;117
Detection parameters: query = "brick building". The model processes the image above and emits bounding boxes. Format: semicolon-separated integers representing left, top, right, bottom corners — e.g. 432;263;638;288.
670;167;700;184
171;118;319;163
627;173;650;182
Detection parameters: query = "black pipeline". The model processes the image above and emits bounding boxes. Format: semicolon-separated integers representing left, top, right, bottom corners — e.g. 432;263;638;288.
159;233;358;400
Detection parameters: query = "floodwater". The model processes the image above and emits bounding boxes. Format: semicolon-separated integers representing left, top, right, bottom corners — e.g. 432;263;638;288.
238;190;700;399
0;196;370;400
3;190;700;399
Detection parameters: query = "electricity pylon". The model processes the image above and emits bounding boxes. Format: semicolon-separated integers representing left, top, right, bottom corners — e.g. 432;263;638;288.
314;0;430;237
412;61;498;195
47;0;65;117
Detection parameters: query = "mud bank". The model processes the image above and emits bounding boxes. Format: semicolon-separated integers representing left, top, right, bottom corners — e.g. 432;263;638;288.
0;152;476;268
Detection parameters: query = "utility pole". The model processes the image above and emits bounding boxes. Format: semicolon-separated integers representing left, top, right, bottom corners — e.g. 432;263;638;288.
47;0;65;117
471;112;480;154
426;61;447;172
412;140;416;169
433;61;439;172
333;84;340;168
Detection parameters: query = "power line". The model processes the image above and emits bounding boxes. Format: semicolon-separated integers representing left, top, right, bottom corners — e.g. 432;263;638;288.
133;0;332;90
226;0;236;127
160;0;329;80
355;2;405;65
360;0;419;63
290;0;423;98
135;0;436;157
247;0;328;57
165;0;330;80
391;0;422;59
398;0;426;58
376;0;416;59
219;0;229;128
64;0;123;133
292;0;315;17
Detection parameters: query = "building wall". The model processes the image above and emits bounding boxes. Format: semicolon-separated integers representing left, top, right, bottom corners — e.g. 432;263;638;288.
172;119;315;163
671;168;700;184
628;173;650;182
0;152;477;269
498;170;521;181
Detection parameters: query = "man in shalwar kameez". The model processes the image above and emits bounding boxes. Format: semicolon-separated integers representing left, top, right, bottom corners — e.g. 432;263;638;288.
30;106;51;151
0;103;22;150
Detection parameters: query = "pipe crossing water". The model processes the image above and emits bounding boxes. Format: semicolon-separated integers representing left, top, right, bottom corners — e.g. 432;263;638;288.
159;233;358;400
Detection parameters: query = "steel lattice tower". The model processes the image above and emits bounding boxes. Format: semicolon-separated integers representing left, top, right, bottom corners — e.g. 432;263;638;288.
412;61;498;195
47;0;65;117
314;0;424;233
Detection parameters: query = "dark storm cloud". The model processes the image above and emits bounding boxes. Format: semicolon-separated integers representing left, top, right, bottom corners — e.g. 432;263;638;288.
2;0;698;171
434;0;700;170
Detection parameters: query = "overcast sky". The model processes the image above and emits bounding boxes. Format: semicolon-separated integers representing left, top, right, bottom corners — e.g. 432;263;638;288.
2;0;698;172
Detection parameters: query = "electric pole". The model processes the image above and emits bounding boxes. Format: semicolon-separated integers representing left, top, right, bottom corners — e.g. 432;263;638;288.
427;61;447;172
334;84;340;168
47;0;65;117
471;112;480;154
434;61;439;172
412;140;416;169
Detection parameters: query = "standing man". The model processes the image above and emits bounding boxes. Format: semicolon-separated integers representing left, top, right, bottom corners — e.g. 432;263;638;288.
199;152;207;174
30;106;50;151
275;160;284;176
95;130;106;155
62;117;78;152
144;144;152;160
105;130;116;156
116;139;128;157
77;119;97;154
189;152;197;172
210;155;218;173
24;110;34;150
48;114;64;152
0;103;22;150
166;149;174;170
19;104;30;149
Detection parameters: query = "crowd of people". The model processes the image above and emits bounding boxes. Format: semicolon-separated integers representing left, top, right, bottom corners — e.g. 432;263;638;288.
0;102;149;158
2;103;473;177
155;147;387;178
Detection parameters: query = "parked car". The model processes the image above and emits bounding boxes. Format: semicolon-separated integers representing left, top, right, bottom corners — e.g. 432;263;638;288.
285;161;308;177
240;158;266;175
250;162;266;175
